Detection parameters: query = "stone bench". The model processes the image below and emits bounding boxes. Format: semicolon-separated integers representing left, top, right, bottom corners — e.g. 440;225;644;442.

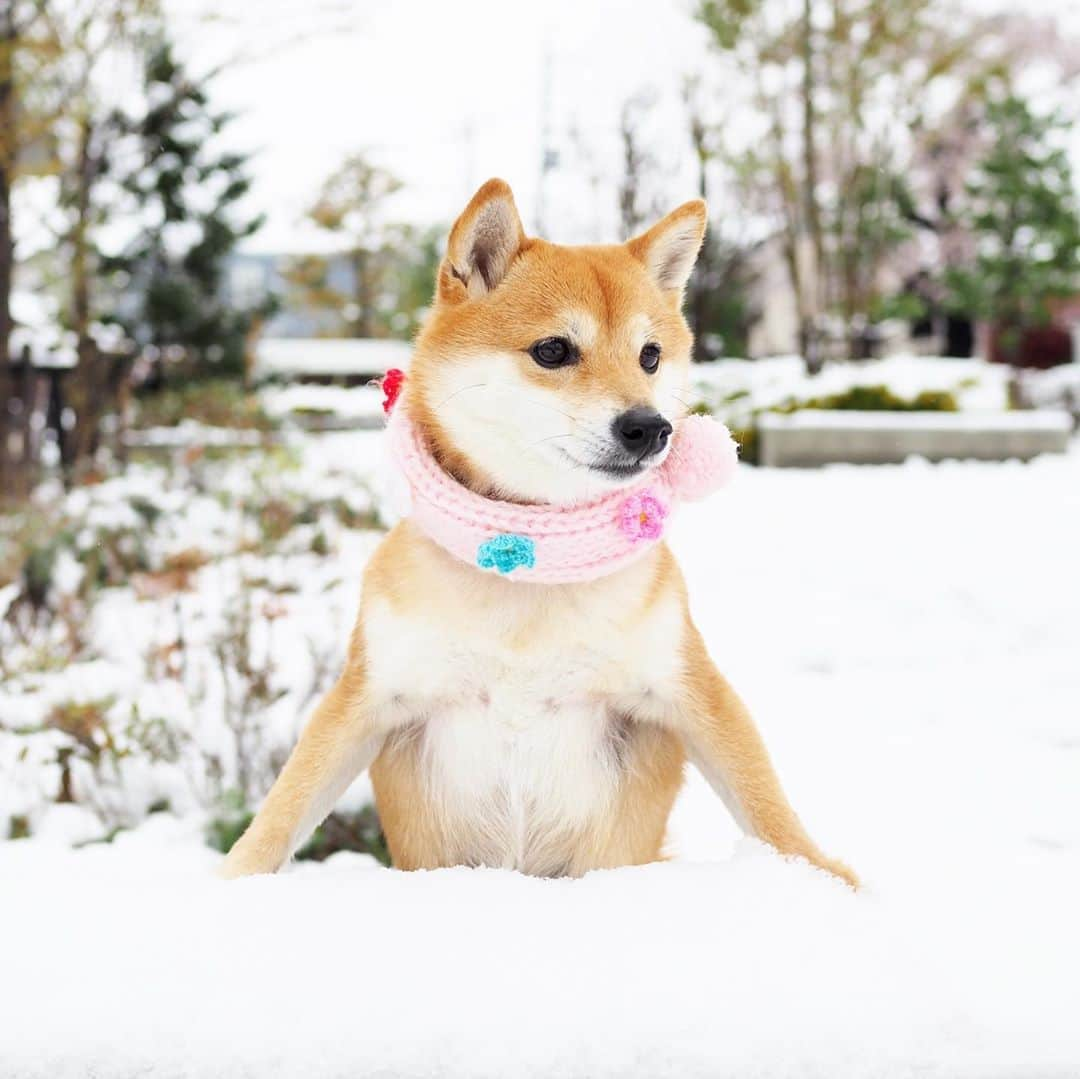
756;410;1073;467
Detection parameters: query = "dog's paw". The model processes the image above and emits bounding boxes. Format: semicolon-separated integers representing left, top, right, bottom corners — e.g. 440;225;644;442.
217;843;280;881
217;856;271;880
216;854;255;880
819;856;860;891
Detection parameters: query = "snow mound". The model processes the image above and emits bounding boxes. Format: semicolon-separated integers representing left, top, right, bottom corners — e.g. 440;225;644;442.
2;812;1079;1079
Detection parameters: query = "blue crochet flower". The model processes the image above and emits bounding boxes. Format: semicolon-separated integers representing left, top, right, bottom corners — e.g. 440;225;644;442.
476;533;536;575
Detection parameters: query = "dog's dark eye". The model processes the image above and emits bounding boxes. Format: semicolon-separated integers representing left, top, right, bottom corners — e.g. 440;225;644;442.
640;343;661;374
529;337;577;369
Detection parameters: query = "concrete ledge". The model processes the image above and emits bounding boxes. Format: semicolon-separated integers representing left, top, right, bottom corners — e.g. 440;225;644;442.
254;338;411;383
756;410;1073;467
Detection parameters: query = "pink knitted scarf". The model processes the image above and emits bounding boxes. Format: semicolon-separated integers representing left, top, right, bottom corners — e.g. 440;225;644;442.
382;376;739;584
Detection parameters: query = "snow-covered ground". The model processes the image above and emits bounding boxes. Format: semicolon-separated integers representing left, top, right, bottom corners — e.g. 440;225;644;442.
2;418;1079;1077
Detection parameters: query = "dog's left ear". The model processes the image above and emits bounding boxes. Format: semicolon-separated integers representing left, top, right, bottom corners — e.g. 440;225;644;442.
627;200;707;294
438;178;526;304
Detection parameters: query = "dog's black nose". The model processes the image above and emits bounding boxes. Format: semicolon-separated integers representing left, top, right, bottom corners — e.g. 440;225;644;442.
612;407;673;458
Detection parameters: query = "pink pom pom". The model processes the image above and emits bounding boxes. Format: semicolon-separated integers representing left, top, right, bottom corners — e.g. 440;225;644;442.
662;414;739;501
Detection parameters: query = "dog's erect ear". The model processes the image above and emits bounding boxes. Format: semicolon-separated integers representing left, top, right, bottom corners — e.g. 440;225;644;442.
627;200;708;294
438;178;526;303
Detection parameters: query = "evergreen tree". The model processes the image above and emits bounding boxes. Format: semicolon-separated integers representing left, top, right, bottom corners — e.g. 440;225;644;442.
688;234;760;360
944;95;1080;359
107;41;268;380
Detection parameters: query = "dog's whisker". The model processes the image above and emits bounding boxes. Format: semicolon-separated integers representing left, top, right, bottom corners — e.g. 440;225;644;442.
577;433;615;456
431;378;590;429
526;433;578;451
523;397;584;425
487;383;585;426
669;391;695;416
432;382;490;413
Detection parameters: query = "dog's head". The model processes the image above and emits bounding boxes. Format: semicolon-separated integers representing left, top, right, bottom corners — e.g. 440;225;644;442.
407;179;706;504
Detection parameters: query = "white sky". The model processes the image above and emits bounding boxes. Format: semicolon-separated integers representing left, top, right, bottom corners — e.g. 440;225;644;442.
166;0;1080;254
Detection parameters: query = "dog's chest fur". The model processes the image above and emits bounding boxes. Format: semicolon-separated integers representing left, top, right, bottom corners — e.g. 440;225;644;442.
363;541;684;874
411;657;624;874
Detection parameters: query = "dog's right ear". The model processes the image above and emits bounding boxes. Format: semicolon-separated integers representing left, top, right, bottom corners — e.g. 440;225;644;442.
437;178;526;304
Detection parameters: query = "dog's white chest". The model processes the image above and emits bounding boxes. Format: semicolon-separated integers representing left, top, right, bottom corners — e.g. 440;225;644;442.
363;561;684;874
419;667;621;872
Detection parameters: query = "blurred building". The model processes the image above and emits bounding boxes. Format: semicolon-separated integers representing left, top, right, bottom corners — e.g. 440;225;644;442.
226;253;364;338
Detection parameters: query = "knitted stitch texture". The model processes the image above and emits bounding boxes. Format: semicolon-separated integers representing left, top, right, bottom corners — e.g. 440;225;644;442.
386;402;738;584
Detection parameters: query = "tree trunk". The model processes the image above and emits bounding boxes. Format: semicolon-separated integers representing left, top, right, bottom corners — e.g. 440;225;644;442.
759;72;809;370
689;128;710;361
801;0;825;375
0;3;19;497
67;117;105;475
352;246;380;339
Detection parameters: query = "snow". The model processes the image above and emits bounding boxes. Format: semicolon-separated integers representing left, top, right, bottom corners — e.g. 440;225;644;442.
4;825;1079;1079
254;337;412;381
1019;361;1080;411
3;427;1080;1077
259;382;387;426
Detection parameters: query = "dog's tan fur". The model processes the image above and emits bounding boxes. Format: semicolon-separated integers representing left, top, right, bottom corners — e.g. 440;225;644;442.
222;179;856;887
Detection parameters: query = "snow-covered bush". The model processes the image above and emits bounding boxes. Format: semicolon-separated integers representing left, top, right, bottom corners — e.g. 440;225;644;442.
1;431;387;850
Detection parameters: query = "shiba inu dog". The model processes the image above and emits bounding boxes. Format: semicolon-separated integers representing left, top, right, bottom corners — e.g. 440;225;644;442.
221;179;856;887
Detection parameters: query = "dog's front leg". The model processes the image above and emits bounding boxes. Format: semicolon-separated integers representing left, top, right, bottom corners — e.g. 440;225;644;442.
676;617;858;888
219;660;383;879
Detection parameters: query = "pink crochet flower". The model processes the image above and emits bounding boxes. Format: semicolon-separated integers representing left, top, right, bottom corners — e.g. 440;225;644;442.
619;490;668;543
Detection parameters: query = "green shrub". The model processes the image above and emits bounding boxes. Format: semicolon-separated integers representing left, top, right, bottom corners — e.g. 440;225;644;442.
794;384;959;413
324;495;383;531
134;379;276;431
206;790;255;854
719;389;750;404
731;426;758;465
252;497;300;544
206;798;391;867
910;390;959;412
22;542;61;609
296;807;391;867
128;495;164;526
77;525;152;590
46;698;118;757
735;383;960;466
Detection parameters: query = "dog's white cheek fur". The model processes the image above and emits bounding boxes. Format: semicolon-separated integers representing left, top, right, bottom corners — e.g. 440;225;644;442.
362;569;685;874
653;358;691;422
425;354;657;504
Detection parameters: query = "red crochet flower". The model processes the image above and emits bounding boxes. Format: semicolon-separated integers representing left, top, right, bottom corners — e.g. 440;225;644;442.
381;368;405;414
